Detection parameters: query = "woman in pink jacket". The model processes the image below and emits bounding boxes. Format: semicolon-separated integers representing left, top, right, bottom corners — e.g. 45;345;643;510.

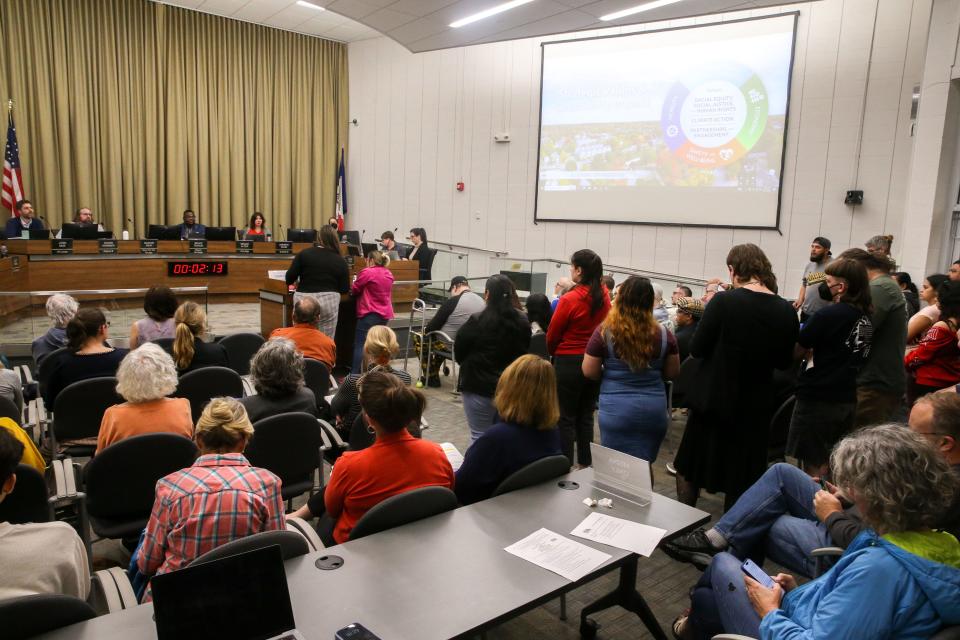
351;250;395;372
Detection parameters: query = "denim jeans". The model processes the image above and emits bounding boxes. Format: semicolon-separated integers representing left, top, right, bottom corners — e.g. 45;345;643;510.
712;462;831;577
462;392;496;443
689;552;763;639
352;313;387;373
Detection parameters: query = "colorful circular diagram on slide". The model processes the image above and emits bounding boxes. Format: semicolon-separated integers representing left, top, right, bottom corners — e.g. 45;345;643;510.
660;63;768;167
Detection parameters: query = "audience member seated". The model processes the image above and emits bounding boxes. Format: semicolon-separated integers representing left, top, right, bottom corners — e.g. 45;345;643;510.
905;279;960;403
129;285;178;349
0;360;23;418
454;355;562;505
672;424;960;640
290;372;453;545
0;417;44;473
269;296;336;369
664;392;960;577
239;338;318;423
908;273;948;345
673;297;702;362
155;301;228;374
96;344;193;453
244;212;268;239
135;398;284;599
0;429;90;600
456;274;531;442
3;199;44;238
31;293;78;365
43;308;127;407
526;293;553;335
413;275;484;388
331;326;410;438
787;257;873;476
583;276;680;463
176;209;205;239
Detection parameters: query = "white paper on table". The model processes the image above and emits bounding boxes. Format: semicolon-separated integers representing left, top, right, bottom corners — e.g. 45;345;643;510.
570;512;667;558
504;528;611;582
440;442;464;471
267;270;287;281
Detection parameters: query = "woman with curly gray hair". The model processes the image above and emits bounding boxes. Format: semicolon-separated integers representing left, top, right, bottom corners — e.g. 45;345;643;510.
96;343;193;453
239;338;318;423
675;424;960;640
31;293;78;365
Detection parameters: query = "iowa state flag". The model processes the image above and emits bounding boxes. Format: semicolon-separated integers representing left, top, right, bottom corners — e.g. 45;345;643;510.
335;148;346;231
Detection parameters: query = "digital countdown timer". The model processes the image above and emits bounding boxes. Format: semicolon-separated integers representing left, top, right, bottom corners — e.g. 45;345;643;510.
167;261;229;276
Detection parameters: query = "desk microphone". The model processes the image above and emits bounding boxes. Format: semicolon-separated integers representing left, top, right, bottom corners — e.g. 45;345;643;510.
360;229;366;243
278;222;283;242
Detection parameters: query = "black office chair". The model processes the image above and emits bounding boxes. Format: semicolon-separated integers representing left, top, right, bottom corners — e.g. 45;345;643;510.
35;345;68;373
0;395;21;425
245;412;324;508
492;455;571;497
50;377;122;457
0;463;53;524
767;395;795;463
189;532;311;567
0;594;97;640
218;332;265;376
83;434;199;540
528;332;549;359
349;485;458;541
175;366;244;423
303;358;332;414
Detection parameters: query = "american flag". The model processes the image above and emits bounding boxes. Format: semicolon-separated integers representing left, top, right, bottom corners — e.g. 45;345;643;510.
335;147;346;231
2;112;23;216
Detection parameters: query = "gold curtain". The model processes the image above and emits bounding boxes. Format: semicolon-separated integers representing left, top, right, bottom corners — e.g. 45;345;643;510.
0;0;348;236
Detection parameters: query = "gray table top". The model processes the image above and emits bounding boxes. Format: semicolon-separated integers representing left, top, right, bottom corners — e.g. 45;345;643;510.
37;468;709;640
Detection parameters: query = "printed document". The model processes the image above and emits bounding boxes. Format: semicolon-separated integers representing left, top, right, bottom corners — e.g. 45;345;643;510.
570;512;666;557
504;528;611;582
440;442;464;471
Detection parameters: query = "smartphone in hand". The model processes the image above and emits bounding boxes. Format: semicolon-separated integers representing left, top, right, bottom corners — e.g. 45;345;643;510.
741;558;776;589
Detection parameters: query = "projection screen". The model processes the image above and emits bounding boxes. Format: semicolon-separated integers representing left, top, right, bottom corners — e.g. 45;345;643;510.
535;13;798;229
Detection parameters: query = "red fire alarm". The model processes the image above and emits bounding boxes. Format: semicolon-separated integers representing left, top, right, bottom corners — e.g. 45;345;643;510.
456;181;465;192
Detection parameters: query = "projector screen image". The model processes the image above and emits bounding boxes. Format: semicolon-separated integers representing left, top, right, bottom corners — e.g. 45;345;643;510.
535;13;797;229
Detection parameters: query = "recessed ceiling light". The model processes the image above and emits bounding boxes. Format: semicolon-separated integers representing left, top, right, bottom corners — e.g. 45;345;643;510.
296;0;325;10
449;0;535;29
600;0;686;21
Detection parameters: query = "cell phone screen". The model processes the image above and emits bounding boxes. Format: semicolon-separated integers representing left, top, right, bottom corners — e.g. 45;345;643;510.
741;559;775;589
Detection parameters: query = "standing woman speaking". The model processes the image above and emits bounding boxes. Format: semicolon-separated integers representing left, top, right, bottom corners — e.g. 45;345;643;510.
547;249;611;467
351;250;395;373
673;244;798;510
285;225;350;338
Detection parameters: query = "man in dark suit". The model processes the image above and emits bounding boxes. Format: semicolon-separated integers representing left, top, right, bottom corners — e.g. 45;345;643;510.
176;209;206;239
3;199;44;238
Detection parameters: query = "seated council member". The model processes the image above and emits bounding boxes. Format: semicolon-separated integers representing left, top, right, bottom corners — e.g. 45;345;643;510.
0;429;90;599
129;285;178;349
244;212;268;240
55;207;105;238
239;338;318;423
305;372;453;545
673;424;960;640
3;199;44;238
413;276;484;388
269;296;337;369
455;355;563;505
96;344;193;453
32;293;78;365
176;209;205;239
155;302;228;374
136;398;284;599
285;225;350;338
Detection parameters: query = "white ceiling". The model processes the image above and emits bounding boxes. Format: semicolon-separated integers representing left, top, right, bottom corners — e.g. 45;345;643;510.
157;0;816;51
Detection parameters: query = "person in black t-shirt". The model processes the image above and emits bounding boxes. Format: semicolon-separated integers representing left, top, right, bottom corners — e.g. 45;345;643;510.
285;226;350;338
787;257;873;475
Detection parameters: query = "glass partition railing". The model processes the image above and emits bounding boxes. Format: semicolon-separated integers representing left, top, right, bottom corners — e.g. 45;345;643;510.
0;287;209;354
429;248;470;284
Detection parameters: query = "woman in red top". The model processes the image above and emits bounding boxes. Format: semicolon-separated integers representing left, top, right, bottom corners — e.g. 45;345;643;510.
546;249;611;467
244;212;267;239
905;279;960;403
296;371;454;545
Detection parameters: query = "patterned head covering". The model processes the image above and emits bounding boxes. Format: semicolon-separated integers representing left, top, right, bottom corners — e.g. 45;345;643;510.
676;297;704;318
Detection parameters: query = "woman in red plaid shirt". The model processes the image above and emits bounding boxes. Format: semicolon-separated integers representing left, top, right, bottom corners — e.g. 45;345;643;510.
135;397;284;600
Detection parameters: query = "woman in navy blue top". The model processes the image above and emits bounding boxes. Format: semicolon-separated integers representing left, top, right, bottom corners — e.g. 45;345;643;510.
454;355;564;505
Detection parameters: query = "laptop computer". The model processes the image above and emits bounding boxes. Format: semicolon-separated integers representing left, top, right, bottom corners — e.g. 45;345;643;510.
24;228;50;240
150;544;305;640
589;442;652;507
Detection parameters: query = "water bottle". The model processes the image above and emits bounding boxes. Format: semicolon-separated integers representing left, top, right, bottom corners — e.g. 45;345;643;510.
266;230;273;242
121;230;130;240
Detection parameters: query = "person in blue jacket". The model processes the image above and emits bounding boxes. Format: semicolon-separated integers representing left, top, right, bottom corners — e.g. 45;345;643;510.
673;423;960;640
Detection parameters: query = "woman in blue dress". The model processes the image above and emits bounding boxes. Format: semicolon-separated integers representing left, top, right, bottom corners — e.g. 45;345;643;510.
582;276;681;462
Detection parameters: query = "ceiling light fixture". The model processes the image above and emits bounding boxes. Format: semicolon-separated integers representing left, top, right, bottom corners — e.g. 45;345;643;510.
296;0;325;10
600;0;686;21
449;0;535;28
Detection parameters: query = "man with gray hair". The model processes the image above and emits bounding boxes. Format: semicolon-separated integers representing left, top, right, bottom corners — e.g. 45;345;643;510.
31;293;79;365
269;296;336;369
551;277;574;312
664;392;960;577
